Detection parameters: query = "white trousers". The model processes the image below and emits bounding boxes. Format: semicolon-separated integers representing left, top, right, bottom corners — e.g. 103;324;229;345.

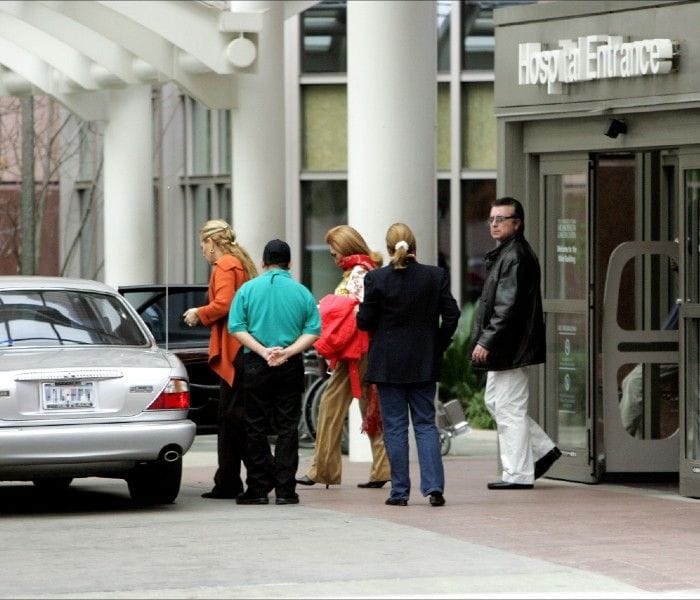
485;368;555;484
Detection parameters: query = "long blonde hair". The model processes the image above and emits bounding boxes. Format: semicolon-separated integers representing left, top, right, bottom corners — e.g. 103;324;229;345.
199;219;258;280
385;222;416;270
325;225;383;267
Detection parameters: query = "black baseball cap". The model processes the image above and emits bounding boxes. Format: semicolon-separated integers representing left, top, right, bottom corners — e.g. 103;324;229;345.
263;239;291;265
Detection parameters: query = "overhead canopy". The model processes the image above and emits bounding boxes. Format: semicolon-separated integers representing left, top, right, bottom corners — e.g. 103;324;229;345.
0;0;317;119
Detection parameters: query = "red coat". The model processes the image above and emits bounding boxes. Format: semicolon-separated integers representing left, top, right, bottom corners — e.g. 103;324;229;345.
197;254;247;386
313;294;369;398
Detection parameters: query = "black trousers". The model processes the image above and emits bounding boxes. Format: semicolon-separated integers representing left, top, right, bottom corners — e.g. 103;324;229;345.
212;348;247;495
242;352;304;498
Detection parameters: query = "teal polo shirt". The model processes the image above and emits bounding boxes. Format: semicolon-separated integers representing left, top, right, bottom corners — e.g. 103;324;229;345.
228;268;321;349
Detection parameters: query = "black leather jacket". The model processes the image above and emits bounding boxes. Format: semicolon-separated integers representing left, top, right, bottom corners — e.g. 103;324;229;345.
469;233;545;371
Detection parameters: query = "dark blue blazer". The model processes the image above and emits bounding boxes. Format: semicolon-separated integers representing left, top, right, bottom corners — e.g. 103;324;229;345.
356;260;460;384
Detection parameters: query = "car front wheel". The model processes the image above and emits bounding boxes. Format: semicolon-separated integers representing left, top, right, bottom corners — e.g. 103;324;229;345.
127;456;182;505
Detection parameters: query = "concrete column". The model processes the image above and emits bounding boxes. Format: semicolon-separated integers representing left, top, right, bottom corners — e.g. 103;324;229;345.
103;85;155;287
230;1;285;265
346;1;437;461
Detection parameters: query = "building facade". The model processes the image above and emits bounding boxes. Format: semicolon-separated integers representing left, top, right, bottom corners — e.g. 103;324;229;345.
55;0;531;308
494;0;700;497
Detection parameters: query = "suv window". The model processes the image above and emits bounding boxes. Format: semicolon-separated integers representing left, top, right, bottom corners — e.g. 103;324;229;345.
120;288;210;349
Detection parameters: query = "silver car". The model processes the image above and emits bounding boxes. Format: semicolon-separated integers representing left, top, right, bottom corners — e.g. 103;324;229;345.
0;276;196;505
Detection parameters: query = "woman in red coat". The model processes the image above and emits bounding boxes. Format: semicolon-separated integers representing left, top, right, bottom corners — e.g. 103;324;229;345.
184;219;257;499
296;225;391;489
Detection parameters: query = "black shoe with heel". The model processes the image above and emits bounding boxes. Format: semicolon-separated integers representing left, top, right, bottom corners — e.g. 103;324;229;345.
357;480;389;489
295;475;330;489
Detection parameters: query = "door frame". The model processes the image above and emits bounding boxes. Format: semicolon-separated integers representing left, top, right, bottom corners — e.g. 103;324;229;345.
678;147;700;497
539;154;595;483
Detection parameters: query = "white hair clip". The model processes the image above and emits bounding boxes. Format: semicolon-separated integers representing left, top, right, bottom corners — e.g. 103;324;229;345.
394;240;409;252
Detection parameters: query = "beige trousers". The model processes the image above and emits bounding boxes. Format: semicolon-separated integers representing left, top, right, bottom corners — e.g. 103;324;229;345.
306;357;391;485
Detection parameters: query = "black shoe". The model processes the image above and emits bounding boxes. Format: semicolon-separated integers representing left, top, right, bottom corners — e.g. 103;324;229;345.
487;481;533;490
235;492;269;505
275;495;300;505
357;480;389;489
429;491;446;507
295;475;316;486
201;488;241;500
385;497;408;506
534;447;562;479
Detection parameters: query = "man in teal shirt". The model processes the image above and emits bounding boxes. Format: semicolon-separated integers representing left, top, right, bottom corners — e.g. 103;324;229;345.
229;239;320;505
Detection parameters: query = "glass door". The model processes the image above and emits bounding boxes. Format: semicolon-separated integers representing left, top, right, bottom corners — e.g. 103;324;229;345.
540;155;594;482
679;149;700;498
598;152;680;475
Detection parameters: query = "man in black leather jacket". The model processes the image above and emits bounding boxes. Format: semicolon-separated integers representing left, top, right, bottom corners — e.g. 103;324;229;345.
470;197;561;489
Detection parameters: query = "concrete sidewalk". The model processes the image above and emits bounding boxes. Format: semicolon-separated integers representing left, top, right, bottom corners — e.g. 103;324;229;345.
6;429;699;599
179;430;700;599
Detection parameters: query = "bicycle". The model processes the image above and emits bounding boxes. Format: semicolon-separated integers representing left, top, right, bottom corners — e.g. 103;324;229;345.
436;398;471;456
299;348;349;454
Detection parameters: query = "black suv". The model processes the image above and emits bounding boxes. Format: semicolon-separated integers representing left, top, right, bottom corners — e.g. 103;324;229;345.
119;285;218;433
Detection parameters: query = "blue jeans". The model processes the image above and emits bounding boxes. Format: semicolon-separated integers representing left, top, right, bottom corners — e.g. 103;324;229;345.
376;382;444;500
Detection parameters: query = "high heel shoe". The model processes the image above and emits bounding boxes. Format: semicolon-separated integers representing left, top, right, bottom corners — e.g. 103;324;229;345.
296;475;330;489
357;480;389;489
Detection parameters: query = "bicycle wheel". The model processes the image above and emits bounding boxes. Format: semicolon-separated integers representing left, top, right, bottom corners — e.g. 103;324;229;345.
304;377;328;440
305;378;350;455
299;365;323;439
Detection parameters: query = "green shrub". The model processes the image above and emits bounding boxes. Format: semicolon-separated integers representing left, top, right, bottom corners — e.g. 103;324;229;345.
439;302;495;430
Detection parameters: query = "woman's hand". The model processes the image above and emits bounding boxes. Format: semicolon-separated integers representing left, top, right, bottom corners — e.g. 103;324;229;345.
183;308;200;327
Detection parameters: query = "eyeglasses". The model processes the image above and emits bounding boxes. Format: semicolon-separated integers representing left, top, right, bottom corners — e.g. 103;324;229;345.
487;215;518;225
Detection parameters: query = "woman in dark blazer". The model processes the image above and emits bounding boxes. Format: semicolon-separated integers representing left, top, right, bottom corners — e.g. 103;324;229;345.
356;223;460;507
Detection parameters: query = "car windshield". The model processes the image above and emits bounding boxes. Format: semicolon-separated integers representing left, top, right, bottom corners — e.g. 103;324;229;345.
0;290;149;348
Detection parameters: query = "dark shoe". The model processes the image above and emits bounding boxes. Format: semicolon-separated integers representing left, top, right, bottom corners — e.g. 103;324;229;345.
429;491;446;507
201;488;241;499
487;481;533;490
385;497;408;506
295;475;316;486
235;492;269;505
357;480;389;489
534;447;562;479
275;495;300;505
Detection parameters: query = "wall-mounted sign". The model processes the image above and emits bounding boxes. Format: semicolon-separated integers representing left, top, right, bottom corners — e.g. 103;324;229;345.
518;35;676;95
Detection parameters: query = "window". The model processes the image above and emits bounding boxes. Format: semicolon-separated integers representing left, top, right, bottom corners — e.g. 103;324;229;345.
184;183;232;283
301;180;347;299
302;86;347;171
301;1;347;73
437;1;451;72
461;179;496;304
462;1;534;71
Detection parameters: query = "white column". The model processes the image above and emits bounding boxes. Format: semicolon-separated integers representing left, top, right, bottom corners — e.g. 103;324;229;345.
103;85;155;288
346;1;437;462
230;1;285;265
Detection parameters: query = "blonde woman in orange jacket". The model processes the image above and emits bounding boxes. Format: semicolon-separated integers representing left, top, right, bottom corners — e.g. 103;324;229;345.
184;220;257;499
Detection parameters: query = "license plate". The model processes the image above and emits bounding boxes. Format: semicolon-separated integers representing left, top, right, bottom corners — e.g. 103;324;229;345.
42;381;95;410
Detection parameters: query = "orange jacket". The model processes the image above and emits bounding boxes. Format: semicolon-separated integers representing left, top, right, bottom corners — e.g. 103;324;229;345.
197;254;247;386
